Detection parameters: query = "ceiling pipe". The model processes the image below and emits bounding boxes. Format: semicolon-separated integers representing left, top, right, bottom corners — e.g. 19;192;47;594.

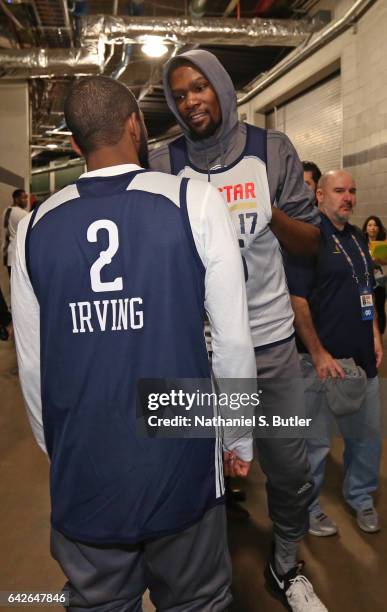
223;0;239;17
31;158;84;176
238;0;377;104
110;44;133;80
102;42;116;70
81;15;322;47
0;0;25;30
60;0;74;47
30;0;42;27
189;0;209;19
0;43;103;78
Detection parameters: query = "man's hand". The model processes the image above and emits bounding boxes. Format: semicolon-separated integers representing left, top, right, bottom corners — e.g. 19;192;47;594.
312;348;345;381
223;450;251;478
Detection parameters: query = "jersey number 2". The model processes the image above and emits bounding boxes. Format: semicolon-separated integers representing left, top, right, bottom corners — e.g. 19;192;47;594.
87;220;123;293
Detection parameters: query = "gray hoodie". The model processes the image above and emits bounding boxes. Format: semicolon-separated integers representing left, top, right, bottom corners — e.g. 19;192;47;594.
149;49;318;226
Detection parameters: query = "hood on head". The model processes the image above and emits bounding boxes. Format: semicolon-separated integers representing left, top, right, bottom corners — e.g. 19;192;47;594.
162;49;238;147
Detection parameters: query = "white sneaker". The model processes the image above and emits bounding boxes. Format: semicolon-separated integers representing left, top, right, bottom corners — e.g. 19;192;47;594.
287;572;328;611
309;512;338;537
356;507;380;533
265;559;328;611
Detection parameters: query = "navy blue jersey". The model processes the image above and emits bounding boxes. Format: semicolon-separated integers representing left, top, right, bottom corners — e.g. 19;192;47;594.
23;168;224;544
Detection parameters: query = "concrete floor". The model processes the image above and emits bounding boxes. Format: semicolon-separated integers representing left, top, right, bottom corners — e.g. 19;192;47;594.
1;332;386;611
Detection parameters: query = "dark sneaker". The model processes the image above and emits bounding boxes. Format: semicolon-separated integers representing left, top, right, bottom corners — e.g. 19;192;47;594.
356;507;380;533
309;512;338;537
264;559;328;611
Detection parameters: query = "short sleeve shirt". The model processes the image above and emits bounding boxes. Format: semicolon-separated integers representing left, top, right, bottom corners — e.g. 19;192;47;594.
286;214;376;377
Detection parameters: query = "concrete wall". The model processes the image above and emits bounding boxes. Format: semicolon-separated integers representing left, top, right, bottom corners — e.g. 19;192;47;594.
0;81;29;301
0;81;29;209
238;0;387;227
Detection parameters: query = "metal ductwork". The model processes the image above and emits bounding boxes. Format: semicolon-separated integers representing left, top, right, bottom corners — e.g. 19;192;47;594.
81;15;322;48
0;43;103;78
238;0;377;104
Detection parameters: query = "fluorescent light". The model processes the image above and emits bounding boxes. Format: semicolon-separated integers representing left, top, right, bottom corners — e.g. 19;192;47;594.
46;143;58;149
141;36;168;58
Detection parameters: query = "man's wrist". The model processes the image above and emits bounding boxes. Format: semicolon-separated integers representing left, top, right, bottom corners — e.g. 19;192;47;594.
223;438;253;462
309;344;326;364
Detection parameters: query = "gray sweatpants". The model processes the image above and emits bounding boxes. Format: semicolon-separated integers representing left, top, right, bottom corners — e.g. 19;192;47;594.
51;504;232;612
255;338;313;541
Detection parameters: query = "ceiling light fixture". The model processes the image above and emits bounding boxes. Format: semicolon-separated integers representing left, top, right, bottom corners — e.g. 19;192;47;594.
141;36;168;58
46;143;59;149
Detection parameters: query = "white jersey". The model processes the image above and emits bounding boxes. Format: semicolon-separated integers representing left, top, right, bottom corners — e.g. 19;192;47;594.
167;126;294;348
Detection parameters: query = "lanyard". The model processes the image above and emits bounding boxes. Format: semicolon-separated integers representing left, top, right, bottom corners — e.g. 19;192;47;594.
332;233;370;286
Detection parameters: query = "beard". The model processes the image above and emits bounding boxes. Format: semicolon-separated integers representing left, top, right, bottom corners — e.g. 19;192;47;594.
336;208;353;223
189;117;221;141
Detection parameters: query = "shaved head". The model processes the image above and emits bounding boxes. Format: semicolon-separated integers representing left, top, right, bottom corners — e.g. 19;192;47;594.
317;170;356;229
318;170;353;191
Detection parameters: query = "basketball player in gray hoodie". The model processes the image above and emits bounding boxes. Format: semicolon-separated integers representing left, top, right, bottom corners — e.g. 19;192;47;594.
150;50;326;612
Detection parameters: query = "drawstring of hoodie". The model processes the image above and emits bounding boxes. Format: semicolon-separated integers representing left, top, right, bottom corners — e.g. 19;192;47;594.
205;148;211;183
220;140;226;170
205;140;226;183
